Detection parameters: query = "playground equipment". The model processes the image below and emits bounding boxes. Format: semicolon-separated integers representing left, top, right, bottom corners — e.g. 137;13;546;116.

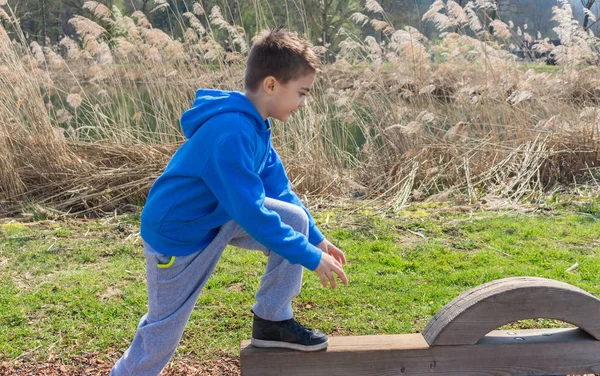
241;277;600;375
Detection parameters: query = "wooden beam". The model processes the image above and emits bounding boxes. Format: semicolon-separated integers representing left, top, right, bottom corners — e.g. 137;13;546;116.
241;328;600;376
242;277;600;375
422;277;600;345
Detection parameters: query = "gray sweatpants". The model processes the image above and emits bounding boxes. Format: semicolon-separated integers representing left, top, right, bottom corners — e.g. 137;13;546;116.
110;198;307;375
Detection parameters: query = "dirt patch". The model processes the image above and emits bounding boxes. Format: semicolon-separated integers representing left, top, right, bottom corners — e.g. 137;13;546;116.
0;355;598;375
0;355;240;375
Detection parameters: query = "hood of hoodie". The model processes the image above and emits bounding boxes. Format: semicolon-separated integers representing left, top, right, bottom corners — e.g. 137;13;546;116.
180;89;268;139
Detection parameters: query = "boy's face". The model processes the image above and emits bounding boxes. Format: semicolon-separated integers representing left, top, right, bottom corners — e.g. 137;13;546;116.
268;72;315;122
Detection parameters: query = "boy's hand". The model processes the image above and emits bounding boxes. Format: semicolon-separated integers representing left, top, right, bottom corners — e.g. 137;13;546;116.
314;239;348;289
316;239;347;265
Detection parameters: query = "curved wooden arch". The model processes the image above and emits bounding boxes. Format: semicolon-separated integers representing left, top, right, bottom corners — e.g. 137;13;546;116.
422;276;600;346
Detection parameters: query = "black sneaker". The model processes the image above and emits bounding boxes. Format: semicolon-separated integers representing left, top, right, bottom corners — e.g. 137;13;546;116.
251;313;329;351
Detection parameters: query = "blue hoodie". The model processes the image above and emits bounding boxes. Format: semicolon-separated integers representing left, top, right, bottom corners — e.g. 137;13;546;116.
140;89;324;270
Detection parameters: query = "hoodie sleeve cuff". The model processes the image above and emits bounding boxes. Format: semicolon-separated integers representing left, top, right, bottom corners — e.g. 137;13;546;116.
308;225;325;247
303;244;323;271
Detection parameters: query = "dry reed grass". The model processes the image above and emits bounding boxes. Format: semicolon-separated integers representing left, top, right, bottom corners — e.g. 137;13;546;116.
0;0;599;216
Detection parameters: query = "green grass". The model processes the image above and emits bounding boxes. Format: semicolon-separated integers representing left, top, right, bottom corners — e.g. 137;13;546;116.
519;61;563;74
1;199;599;364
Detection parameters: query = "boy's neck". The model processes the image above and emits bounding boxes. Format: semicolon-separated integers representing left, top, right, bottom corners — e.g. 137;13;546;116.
244;90;269;120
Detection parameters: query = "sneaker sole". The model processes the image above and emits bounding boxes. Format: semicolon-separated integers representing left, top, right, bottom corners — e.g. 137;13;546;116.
251;338;329;352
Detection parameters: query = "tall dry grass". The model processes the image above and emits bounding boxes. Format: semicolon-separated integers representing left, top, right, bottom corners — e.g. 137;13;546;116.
0;0;599;216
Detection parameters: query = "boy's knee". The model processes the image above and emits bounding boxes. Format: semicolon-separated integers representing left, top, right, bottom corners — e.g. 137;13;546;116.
263;198;310;235
281;204;309;235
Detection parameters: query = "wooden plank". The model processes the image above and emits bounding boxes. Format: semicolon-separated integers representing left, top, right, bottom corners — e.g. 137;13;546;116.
240;329;600;376
422;277;600;345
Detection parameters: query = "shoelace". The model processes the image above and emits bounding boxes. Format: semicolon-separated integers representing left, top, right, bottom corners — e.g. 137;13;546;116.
282;319;312;334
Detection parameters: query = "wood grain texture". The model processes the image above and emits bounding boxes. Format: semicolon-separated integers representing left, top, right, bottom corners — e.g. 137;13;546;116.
421;277;600;346
241;329;600;376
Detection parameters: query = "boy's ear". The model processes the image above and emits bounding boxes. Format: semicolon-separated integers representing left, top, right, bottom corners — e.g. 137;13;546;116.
263;76;277;96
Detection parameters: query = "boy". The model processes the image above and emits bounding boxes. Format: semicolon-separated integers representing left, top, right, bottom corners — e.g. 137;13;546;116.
111;27;348;375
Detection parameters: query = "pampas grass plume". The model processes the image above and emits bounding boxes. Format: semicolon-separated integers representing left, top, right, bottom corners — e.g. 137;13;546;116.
365;0;385;14
67;93;83;109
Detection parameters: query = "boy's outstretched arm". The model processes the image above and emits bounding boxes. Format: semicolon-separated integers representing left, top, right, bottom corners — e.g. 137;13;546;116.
260;148;349;288
260;147;325;246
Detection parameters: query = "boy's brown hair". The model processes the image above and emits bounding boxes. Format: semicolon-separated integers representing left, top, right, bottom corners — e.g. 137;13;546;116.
244;27;322;92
